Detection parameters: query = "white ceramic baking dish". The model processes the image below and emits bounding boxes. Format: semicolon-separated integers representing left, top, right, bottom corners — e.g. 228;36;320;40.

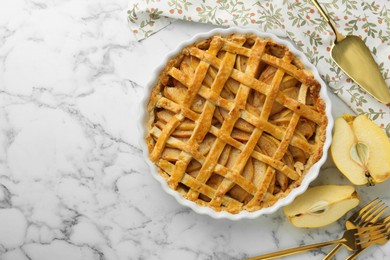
138;27;333;220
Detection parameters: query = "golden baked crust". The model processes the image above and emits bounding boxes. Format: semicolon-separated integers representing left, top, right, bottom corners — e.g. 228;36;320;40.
145;33;327;214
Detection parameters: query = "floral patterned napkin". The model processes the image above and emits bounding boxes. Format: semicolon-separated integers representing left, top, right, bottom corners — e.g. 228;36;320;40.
128;0;390;137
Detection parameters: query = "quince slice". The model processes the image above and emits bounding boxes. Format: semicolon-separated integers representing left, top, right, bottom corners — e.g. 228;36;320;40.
331;114;390;185
284;185;359;228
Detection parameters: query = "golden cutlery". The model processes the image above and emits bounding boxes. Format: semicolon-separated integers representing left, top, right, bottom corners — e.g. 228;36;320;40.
247;225;387;260
310;0;390;104
346;215;390;260
323;198;388;259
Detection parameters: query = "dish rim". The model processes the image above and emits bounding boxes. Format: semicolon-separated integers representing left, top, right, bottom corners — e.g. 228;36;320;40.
137;27;334;220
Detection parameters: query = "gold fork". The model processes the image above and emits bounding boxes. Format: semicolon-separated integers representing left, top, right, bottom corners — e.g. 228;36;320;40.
247;225;387;260
345;215;390;260
323;198;388;260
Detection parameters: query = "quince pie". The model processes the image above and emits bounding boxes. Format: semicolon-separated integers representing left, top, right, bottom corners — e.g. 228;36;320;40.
145;33;327;213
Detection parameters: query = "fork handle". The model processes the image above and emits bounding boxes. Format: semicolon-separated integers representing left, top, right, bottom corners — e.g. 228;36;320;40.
345;250;362;260
323;244;343;260
247;239;344;260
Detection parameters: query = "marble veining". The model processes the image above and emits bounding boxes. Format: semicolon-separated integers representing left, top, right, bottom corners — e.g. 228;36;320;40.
0;0;389;259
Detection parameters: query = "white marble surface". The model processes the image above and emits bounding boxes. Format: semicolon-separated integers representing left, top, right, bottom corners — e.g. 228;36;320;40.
0;1;389;259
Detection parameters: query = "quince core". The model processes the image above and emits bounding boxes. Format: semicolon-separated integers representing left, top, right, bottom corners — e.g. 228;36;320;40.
331;114;390;186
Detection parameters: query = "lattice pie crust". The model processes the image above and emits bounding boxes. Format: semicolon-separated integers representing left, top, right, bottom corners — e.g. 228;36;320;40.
145;34;327;213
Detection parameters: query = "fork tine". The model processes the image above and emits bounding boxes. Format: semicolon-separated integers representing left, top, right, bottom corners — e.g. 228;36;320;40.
361;198;380;210
355;227;388;249
357;201;387;225
352;225;383;239
354;199;381;223
360;198;380;211
355;224;387;239
347;198;379;224
383;218;390;228
357;198;380;212
383;215;390;224
361;205;388;226
355;224;384;234
356;226;387;240
358;230;389;245
357;232;389;249
368;230;389;241
358;200;383;219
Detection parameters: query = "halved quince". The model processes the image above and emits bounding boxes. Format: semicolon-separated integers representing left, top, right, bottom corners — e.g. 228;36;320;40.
284;185;359;228
331;114;390;186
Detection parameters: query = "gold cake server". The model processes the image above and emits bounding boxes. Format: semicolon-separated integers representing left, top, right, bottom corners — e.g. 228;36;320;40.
311;0;390;104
